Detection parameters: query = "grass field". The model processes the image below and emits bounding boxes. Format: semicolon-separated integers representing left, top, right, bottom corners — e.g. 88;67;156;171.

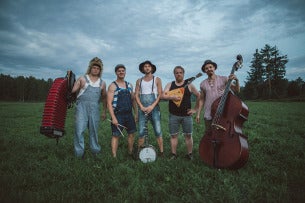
0;101;304;202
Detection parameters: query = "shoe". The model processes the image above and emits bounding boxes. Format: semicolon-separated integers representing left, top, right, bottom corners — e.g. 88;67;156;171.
169;153;177;160
158;152;164;157
185;153;193;160
93;153;102;161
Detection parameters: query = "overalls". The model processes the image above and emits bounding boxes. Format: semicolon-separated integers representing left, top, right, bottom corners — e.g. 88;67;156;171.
113;81;132;114
111;81;136;136
138;77;162;137
74;77;103;157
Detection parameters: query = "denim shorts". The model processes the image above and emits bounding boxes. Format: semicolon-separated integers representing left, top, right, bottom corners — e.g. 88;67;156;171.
169;113;193;136
111;112;137;137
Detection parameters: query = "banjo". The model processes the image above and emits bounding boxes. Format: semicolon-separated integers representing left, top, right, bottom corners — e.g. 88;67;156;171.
138;113;157;163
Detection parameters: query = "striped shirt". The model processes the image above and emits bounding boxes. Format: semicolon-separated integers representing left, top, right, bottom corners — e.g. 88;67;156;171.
112;81;132;109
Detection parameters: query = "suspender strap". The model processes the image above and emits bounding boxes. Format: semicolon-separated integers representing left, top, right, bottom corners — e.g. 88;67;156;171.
113;81;128;90
140;76;155;94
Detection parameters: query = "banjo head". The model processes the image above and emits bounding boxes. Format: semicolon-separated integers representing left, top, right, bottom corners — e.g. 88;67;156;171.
139;146;157;163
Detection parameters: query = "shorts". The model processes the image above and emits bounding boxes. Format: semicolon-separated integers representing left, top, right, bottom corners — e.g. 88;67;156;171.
111;112;137;137
169;113;193;136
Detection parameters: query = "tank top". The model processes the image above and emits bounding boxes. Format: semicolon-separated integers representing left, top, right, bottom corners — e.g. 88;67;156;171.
77;74;102;98
169;80;191;116
140;76;158;95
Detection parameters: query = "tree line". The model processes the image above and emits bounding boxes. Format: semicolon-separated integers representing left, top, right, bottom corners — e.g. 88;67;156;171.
0;44;304;102
0;74;53;101
243;44;305;100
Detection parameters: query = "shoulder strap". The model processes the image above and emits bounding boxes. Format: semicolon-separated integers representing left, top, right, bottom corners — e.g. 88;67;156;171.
113;81;119;89
151;76;155;93
139;77;143;94
84;75;90;83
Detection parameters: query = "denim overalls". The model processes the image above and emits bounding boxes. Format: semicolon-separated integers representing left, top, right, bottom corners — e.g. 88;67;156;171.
111;81;136;136
138;76;162;138
74;77;103;157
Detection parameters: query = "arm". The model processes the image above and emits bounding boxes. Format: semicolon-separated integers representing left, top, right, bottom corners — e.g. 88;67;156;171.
187;84;200;115
195;90;205;123
161;82;181;101
107;83;118;126
71;76;85;94
130;83;138;122
101;81;107;121
229;74;240;93
146;77;162;114
134;78;145;112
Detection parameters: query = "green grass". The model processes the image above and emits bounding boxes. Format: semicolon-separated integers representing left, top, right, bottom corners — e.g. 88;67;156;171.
0;101;304;202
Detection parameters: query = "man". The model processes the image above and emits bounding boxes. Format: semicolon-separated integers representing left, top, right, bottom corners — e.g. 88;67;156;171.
135;60;164;156
71;57;107;159
107;64;137;158
162;66;200;160
196;59;240;132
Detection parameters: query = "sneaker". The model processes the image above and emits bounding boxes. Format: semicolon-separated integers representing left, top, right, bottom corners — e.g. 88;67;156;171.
169;153;177;160
185;153;193;160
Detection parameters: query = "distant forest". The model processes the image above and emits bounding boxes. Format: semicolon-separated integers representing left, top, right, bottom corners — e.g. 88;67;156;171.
1;44;304;102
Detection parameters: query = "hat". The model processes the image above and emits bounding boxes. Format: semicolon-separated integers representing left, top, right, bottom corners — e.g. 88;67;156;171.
115;64;126;72
139;60;156;74
201;60;217;72
89;57;103;69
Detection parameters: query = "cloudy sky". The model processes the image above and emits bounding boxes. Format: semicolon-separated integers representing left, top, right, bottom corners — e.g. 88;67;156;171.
1;0;305;88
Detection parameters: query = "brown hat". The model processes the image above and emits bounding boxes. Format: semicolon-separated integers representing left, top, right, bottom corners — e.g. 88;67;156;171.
89;57;103;69
139;60;156;74
201;60;217;72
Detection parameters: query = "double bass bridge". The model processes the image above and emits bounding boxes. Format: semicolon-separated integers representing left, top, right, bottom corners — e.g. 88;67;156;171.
211;123;226;131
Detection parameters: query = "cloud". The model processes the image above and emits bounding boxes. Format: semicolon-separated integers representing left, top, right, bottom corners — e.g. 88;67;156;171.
0;0;304;88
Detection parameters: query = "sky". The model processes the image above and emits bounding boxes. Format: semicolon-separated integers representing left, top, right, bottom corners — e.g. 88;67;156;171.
1;0;305;89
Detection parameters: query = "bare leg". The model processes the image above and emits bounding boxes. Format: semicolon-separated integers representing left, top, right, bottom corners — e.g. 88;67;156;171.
138;137;145;148
156;136;164;153
127;133;135;154
184;134;193;154
170;134;179;154
111;136;119;158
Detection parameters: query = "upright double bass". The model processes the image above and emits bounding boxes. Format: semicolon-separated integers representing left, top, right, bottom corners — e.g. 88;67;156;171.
199;55;249;169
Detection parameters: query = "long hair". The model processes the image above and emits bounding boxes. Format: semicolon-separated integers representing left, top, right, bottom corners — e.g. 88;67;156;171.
86;57;103;77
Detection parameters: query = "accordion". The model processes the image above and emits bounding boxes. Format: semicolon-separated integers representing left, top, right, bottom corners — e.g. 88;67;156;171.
40;71;75;141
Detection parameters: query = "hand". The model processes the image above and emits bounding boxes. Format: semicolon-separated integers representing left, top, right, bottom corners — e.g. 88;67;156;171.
229;74;238;81
172;96;181;102
111;117;119;127
101;112;106;121
195;115;200;124
134;114;138;122
187;109;196;116
145;105;154;114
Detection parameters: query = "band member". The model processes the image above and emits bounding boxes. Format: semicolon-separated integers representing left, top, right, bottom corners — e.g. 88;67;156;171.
107;64;137;158
71;57;107;159
162;66;200;160
196;59;240;132
135;60;164;156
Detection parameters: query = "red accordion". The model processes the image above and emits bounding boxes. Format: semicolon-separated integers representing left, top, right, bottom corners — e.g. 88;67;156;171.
40;71;75;140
